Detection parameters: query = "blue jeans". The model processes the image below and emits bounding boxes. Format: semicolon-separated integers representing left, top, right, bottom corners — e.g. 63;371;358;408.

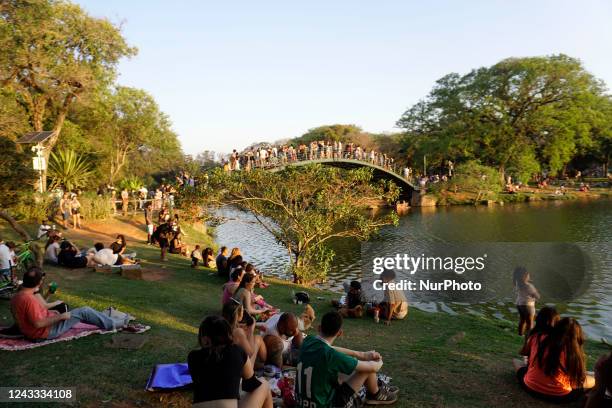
47;307;119;339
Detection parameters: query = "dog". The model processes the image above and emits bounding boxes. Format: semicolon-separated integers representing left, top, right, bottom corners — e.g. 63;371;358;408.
298;304;316;331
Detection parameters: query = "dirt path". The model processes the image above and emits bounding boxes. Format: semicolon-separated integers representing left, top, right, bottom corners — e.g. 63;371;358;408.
59;216;148;246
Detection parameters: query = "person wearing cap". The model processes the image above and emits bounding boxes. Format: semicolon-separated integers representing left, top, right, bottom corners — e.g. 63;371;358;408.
10;267;130;340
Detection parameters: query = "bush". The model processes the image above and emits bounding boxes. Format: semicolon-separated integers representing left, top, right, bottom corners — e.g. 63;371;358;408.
79;192;113;220
11;192;55;222
451;161;503;200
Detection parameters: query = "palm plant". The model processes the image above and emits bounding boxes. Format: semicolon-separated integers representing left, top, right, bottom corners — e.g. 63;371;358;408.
119;176;143;191
48;149;95;191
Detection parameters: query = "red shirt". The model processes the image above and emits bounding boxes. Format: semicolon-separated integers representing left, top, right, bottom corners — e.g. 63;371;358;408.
524;335;573;396
10;290;53;339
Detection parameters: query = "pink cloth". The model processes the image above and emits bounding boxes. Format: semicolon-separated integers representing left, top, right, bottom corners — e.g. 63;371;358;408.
0;323;114;351
222;282;238;305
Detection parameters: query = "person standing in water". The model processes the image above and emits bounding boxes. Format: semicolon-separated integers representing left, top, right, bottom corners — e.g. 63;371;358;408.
513;266;541;336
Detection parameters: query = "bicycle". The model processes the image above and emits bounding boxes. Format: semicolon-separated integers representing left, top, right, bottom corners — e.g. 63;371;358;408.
0;238;43;299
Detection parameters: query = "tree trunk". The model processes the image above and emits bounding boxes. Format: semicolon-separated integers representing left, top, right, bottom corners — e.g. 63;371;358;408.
0;210;43;268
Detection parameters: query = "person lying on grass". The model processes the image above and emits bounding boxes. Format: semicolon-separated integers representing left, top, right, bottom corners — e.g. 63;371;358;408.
223;301;267;365
258;311;303;368
513;317;595;404
188;315;273;408
88;243;136;267
295;311;399;407
10;267;134;341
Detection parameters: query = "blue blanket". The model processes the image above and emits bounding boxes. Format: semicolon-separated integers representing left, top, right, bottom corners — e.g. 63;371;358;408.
145;363;193;391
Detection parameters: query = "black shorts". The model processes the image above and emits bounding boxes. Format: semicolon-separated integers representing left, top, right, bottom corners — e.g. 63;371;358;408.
332;382;360;408
516;366;584;404
517;305;536;320
114;255;123;265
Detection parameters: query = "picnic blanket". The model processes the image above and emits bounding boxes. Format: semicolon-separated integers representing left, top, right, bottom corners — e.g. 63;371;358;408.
145;363;192;391
0;323;115;351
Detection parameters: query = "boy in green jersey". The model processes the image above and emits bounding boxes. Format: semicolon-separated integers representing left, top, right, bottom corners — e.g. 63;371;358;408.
295;311;398;407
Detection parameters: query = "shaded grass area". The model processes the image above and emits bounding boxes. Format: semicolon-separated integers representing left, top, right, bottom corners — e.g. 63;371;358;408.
0;221;609;407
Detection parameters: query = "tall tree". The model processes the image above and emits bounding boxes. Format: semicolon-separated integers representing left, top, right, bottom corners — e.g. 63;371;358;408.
0;0;136;188
215;165;399;283
68;86;183;184
397;55;605;179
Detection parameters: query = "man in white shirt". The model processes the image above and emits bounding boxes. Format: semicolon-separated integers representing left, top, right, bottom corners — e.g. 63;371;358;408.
0;239;13;279
91;243;119;266
259;312;303;368
37;220;52;239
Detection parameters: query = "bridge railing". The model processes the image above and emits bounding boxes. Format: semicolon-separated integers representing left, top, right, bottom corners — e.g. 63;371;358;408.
237;150;416;184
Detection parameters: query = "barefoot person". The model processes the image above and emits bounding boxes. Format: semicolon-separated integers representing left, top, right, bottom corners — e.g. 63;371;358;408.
513;266;540;336
296;311;398;407
10;268;130;340
188;315;272;408
59;192;71;228
70;194;82;229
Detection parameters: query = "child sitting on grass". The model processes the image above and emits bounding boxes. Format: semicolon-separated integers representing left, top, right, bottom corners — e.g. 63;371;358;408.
332;280;365;318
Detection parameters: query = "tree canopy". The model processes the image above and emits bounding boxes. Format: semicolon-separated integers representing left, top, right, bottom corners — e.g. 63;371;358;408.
0;0;182;191
214;165;399;283
397;54;610;179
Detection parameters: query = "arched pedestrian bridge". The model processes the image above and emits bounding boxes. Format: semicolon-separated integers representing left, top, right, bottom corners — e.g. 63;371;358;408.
260;157;418;201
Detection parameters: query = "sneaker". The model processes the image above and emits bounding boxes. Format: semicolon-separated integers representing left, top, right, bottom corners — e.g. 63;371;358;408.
123;323;150;334
377;379;399;395
365;384;398;405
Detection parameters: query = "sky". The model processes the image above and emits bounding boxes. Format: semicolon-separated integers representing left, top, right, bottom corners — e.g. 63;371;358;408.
75;0;612;155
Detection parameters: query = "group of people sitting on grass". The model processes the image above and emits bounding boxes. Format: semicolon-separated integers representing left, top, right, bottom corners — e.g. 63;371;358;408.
43;232;137;269
188;311;399;408
183;246;400;407
2;267;146;340
512;267;612;406
331;269;408;326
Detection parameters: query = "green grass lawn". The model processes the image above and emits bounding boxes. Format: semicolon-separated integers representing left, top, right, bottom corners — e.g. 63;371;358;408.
0;219;609;407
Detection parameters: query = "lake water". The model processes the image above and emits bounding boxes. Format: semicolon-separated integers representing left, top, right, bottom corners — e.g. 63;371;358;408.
214;199;612;339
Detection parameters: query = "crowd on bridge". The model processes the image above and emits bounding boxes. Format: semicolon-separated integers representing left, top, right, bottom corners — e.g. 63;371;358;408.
223;140;399;173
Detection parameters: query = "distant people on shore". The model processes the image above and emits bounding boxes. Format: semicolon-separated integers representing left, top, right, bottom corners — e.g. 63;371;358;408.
216;246;230;277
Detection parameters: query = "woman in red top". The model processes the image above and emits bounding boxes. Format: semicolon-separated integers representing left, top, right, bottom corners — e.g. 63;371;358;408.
515;317;595;403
